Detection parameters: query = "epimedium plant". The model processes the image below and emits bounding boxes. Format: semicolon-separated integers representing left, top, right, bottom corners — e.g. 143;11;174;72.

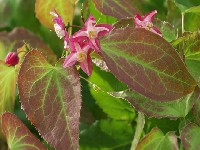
0;0;200;150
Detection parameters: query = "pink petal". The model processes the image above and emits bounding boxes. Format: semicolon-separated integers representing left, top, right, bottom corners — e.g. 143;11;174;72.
63;52;77;68
89;38;101;52
143;10;157;22
96;24;113;36
134;14;145;27
73;29;88;39
85;15;96;28
150;26;162;36
79;55;92;76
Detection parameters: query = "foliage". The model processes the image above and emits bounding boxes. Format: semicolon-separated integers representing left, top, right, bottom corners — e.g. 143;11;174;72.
0;0;200;150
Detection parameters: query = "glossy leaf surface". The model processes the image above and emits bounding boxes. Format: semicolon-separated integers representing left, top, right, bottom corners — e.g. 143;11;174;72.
136;128;178;150
35;0;76;28
92;0;138;19
101;28;197;101
18;50;81;150
181;123;200;150
2;112;47;150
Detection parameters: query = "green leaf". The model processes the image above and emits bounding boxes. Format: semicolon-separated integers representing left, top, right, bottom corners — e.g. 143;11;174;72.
136;128;178;150
111;89;198;119
180;123;200;150
18;50;81;150
101;28;197;101
2;112;47;150
173;32;200;86
185;5;200;14
175;0;200;12
80;120;134;149
88;64;127;92
92;0;139;19
90;87;135;121
35;0;76;29
84;0;117;24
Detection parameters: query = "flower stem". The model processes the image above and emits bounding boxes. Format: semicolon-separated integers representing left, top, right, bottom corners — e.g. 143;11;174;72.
130;112;145;150
181;12;185;34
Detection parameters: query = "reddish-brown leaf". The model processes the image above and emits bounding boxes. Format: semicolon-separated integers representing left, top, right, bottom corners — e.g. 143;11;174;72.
2;112;47;150
101;28;197;101
92;0;139;19
18;50;81;150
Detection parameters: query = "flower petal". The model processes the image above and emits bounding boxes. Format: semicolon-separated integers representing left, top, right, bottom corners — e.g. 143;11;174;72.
143;10;157;22
96;24;113;36
63;52;77;68
79;55;92;76
150;26;162;36
89;38;101;52
134;14;145;27
85;15;96;28
73;29;88;39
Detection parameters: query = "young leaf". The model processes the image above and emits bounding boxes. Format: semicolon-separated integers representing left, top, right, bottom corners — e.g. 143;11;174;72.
92;0;138;19
80;120;134;149
101;28;197;101
180;123;200;150
18;50;81;150
2;112;47;150
35;0;76;28
136;128;178;150
111;89;199;119
185;5;200;14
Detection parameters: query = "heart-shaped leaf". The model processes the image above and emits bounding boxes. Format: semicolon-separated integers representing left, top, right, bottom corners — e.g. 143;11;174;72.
101;28;197;101
18;50;81;150
136;128;178;150
35;0;76;28
180;123;200;150
92;0;138;19
2;112;47;150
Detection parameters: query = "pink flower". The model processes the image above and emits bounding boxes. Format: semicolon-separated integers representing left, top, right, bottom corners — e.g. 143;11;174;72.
63;39;93;76
134;10;162;36
50;9;68;39
72;15;112;52
5;52;19;66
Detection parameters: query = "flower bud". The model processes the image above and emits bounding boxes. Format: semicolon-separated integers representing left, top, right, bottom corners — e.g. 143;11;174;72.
5;52;19;66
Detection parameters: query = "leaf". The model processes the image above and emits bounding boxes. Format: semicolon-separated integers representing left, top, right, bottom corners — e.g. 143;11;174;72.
92;0;138;19
88;64;127;92
185;5;200;14
18;50;81;150
101;28;197;101
173;31;200;86
180;123;200;150
80;120;134;149
90;86;135;121
0;61;16;138
35;0;76;29
110;89;199;119
0;28;57;64
2;112;47;150
136;128;178;150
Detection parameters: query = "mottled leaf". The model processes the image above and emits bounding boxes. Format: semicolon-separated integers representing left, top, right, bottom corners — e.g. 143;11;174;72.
2;112;47;150
110;89;199;119
101;28;197;101
136;128;178;150
92;0;138;19
80;120;134;149
18;50;81;150
0;28;57;64
181;123;200;150
35;0;76;28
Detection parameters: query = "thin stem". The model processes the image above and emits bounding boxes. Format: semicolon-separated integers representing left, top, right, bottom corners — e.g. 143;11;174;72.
181;12;185;34
180;12;185;63
131;112;145;150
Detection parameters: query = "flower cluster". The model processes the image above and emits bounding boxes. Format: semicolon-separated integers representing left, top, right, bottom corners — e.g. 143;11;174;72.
51;10;112;76
134;10;162;36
